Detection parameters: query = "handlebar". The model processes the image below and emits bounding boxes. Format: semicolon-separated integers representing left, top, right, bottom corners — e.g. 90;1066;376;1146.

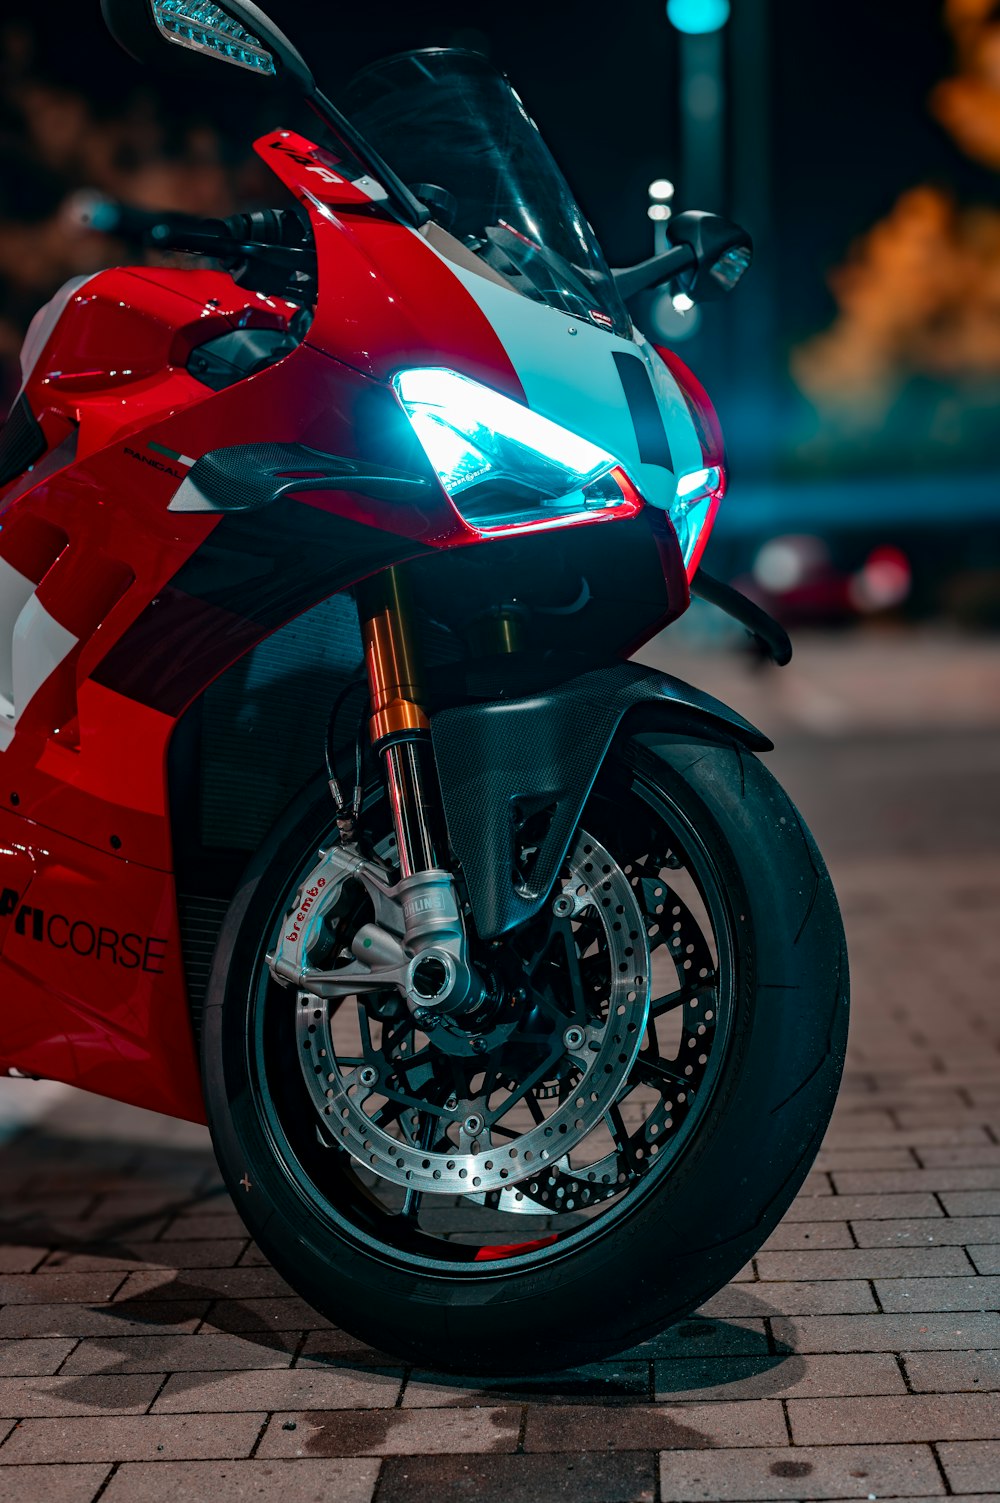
72;193;312;269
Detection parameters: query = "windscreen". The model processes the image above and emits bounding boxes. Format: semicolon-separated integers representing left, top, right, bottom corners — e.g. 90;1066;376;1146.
344;49;631;338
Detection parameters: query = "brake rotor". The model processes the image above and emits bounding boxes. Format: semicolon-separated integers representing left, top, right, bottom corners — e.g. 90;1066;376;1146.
295;829;650;1198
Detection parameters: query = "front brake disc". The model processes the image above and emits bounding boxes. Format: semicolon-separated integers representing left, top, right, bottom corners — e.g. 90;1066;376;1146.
294;829;650;1198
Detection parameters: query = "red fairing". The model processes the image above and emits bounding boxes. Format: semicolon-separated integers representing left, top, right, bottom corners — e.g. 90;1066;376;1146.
259;131;523;394
655;344;727;579
0;129;686;1121
655;345;726;470
0;813;201;1119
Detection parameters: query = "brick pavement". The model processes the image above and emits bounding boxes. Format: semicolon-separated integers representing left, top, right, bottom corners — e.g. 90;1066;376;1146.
0;633;997;1502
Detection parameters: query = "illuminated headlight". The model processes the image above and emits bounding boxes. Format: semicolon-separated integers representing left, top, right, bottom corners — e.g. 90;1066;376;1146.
670;463;726;574
393;368;637;531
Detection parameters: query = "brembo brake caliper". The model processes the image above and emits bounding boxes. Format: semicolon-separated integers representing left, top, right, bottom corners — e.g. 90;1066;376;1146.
266;847;484;1016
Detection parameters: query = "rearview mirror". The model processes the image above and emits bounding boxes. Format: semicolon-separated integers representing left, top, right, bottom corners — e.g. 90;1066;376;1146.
667;211;753;302
612;210;752;304
100;0;315;92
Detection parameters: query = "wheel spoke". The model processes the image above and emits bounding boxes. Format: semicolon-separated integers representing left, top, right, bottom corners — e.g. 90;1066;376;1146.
525;1090;546;1126
605;1103;641;1177
633;1055;689;1094
650;988;688;1017
399;1112;435;1219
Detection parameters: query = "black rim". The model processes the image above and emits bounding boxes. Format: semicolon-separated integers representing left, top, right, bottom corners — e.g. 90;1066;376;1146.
244;755;738;1276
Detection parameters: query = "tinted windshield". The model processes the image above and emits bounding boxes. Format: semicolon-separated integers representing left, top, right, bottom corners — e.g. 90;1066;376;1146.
345;50;630;338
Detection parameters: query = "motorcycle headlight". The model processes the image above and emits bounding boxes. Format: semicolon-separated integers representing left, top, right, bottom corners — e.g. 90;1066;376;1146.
671;463;726;574
393;367;638;532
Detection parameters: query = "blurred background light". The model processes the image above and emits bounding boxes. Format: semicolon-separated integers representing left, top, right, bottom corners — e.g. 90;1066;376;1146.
648;285;701;342
666;0;731;36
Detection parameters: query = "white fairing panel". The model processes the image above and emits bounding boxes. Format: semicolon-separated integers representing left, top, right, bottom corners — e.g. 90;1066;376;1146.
429;252;703;508
17;274;97;398
0;562;78;754
0;558;35;735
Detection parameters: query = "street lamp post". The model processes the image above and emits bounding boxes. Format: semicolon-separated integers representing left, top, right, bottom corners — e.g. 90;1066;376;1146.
666;0;730;212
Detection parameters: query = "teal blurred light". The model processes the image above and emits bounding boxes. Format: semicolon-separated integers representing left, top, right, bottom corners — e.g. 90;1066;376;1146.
666;0;731;34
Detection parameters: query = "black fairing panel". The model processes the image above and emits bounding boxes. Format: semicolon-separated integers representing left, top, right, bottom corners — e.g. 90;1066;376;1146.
430;660;770;941
0;394;46;488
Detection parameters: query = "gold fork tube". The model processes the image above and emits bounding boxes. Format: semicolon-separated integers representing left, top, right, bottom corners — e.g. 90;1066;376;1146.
360;569;443;877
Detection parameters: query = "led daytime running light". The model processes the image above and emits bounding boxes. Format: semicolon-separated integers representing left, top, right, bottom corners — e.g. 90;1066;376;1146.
150;1;277;74
394;368;616;493
393;367;634;531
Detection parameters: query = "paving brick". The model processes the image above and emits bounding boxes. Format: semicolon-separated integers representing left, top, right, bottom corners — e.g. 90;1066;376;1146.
770;1311;1000;1352
0;1373;162;1417
294;1328;398;1369
524;1400;787;1451
875;1274;1000;1311
783;1194;943;1222
832;1169;1000;1194
0;1412;263;1464
377;1451;656;1503
0;1303;209;1339
626;1318;770;1361
0;1248;47;1274
937;1440;1000;1492
852;1216;1000;1246
657;1442;944;1499
61;1332;297;1375
0;1272;124;1305
101;1458;380;1503
28;1217;171;1247
113;1266;293;1302
969;1244;1000;1274
153;1367;403;1412
202;1297;333;1333
0;1463;112;1503
755;1246;972;1280
236;1243;272;1267
895;1106;1000;1129
654;1352;906;1402
700;1281;876;1317
917;1146;1000;1168
159;1214;250;1240
826;1127;990;1149
761;1222;854;1250
0;1339;76;1377
815;1147;919;1170
260;1405;521;1457
903;1349;1000;1391
799;1172;834;1196
939;1191;1000;1216
787;1391;1000;1444
824;1110;898;1135
44;1240;247;1273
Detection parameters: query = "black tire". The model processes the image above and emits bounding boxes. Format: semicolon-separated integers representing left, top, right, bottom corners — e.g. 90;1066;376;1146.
201;732;848;1374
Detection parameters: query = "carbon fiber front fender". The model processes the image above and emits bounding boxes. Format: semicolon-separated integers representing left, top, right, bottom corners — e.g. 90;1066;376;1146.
430;660;770;940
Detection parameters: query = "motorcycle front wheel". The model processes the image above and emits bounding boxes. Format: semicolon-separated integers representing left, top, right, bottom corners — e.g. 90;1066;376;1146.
201;730;848;1374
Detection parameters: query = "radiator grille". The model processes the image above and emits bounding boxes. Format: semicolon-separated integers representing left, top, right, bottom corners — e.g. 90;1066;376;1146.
200;592;362;850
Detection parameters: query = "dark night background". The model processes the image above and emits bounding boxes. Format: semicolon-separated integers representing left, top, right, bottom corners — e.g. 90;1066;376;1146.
2;0;999;619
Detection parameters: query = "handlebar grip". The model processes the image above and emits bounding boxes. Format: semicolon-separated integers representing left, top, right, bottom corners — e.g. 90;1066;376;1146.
71;192;214;242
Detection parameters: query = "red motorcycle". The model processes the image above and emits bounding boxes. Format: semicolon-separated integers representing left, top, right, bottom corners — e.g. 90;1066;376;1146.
0;0;847;1373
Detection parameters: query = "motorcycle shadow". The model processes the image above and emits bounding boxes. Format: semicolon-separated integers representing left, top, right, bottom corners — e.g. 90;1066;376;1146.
0;1124;802;1408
